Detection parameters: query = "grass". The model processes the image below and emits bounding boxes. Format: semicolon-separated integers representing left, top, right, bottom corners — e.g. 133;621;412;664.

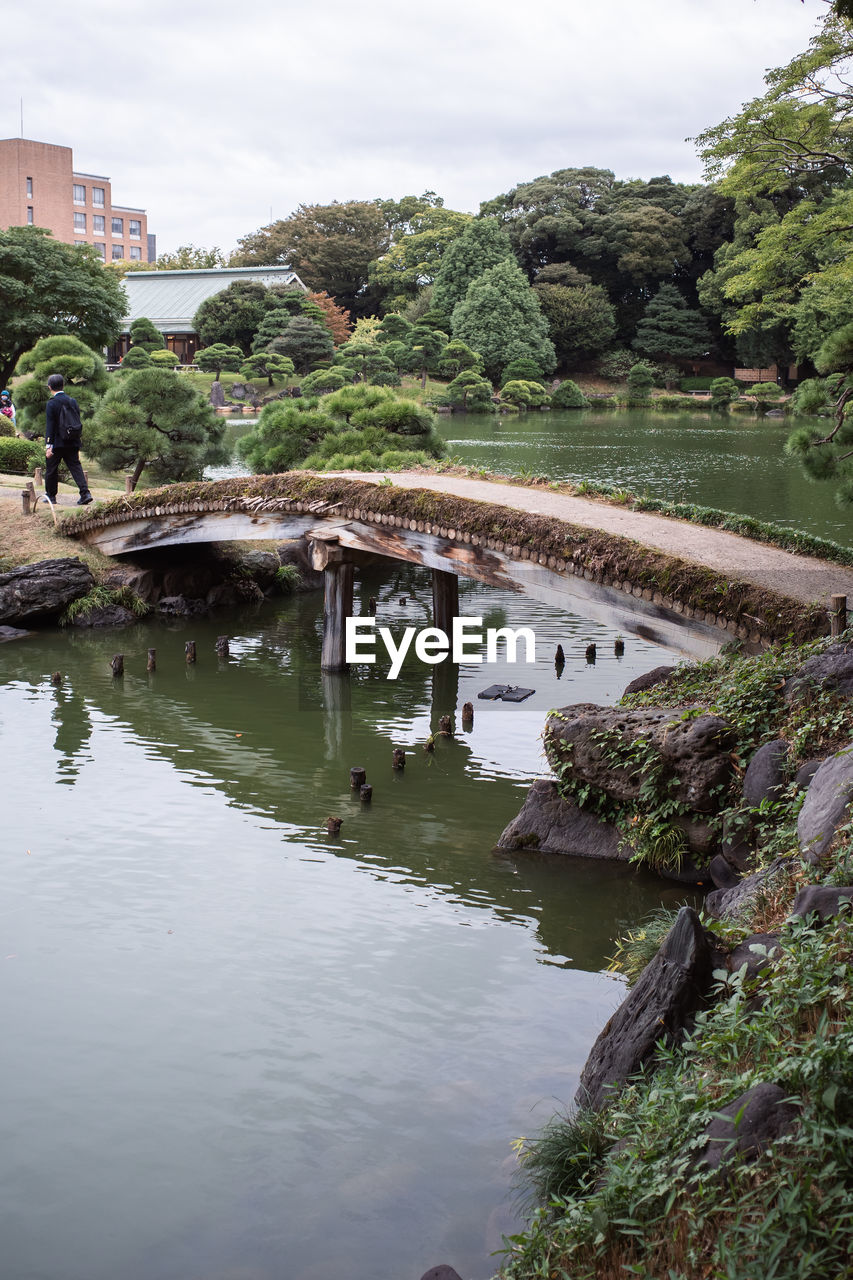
60;584;150;625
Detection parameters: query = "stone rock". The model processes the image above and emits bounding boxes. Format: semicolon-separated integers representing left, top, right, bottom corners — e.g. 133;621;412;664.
727;932;781;981
68;604;137;628
419;1268;464;1280
0;558;95;625
496;779;625;860
622;665;678;697
205;583;244;609
575;906;717;1111
229;381;246;400
209;379;226;407
0;625;34;643
797;743;853;863
794;758;823;791
237;549;280;591
709;854;741;890
545;704;735;814
695;1083;797;1173
277;539;324;591
155;595;209;617
790;885;853;923
100;563;158;602
784;642;853;703
719;811;755;873
705;856;793;922
742;739;789;808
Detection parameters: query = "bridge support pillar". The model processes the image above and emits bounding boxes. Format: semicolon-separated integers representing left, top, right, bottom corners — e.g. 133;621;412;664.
312;536;356;671
432;569;459;634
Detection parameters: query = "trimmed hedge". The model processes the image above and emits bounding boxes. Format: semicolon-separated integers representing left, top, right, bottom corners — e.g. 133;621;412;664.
0;437;43;474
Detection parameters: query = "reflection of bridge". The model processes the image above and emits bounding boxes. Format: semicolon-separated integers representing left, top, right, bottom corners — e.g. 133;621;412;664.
64;474;848;668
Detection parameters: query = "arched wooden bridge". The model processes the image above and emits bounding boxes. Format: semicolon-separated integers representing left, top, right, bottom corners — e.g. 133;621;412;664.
62;472;851;669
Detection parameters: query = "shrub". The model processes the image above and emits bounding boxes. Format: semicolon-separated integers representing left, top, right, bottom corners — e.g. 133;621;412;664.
0;437;43;474
596;348;638;380
0;415;14;438
626;362;654;402
299;368;349;396
148;349;180;368
500;357;545;387
653;393;706;411
500;379;550;408
710;377;741;410
121;346;153;370
745;382;785;413
550;379;589;409
790;378;831;416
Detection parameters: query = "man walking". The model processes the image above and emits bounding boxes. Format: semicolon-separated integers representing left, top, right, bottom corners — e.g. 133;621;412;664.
44;373;93;506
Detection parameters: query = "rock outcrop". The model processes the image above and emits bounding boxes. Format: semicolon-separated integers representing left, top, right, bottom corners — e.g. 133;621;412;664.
497;779;625;859
575;906;719;1112
545;704;735;814
0;558;94;625
784;642;853;703
797;744;853;864
693;1082;798;1174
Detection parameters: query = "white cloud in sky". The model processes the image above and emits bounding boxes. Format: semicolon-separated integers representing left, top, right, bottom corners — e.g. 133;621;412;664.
1;0;826;255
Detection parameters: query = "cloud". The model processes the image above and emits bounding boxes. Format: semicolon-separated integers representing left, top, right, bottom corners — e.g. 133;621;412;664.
1;0;824;253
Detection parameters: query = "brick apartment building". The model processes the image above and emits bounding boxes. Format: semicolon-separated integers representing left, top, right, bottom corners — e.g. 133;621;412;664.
0;138;155;263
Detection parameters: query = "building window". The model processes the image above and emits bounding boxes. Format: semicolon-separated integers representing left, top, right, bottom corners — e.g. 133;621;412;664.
73;184;86;204
112;245;124;261
92;187;105;207
93;214;105;234
129;245;142;260
27;206;34;224
111;217;123;236
74;212;86;232
74;240;87;247
26;177;33;197
129;219;141;238
93;243;106;259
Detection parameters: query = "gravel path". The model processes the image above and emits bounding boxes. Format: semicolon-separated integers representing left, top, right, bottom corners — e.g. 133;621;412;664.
331;471;853;606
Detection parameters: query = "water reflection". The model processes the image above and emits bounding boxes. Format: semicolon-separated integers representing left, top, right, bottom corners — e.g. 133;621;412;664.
51;683;94;784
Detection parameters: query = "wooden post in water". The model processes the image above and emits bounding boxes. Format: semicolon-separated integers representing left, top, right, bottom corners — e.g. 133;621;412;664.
185;640;196;664
392;748;406;770
215;635;230;658
431;569;459;634
830;594;848;637
438;714;453;736
147;648;156;671
350;766;367;789
360;784;373;803
110;654;124;677
321;560;354;671
461;701;474;728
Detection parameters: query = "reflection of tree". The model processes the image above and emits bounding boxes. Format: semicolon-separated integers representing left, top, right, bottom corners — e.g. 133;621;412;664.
51;686;93;785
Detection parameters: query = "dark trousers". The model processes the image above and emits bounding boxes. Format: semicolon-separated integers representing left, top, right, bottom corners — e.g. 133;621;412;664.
45;446;91;501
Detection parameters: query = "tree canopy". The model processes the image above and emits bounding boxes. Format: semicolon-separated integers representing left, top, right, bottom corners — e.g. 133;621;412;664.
193;282;270;353
87;368;228;490
451;259;555;381
0;227;126;388
14;335;110;437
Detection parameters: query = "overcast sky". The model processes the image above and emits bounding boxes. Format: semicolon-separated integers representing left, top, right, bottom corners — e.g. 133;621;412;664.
2;0;827;256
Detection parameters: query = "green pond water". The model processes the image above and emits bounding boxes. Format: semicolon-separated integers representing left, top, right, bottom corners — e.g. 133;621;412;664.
1;568;695;1280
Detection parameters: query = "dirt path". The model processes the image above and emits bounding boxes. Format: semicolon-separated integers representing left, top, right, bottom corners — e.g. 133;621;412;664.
332;471;853;606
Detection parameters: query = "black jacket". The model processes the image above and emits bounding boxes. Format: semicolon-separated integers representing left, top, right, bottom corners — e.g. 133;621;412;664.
45;392;80;449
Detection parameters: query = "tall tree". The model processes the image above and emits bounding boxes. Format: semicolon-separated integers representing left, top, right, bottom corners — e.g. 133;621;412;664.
632;284;712;362
451;259;555;381
13;335;110;437
368;206;471;309
231;201;391;316
121;244;227;273
787;321;853;505
0;227;125;388
87;368;228;490
533;282;616;366
193;281;269;353
431;218;515;323
268;316;335;373
128;317;165;352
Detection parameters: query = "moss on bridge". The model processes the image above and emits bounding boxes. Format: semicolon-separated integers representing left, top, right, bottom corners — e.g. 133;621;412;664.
59;473;830;646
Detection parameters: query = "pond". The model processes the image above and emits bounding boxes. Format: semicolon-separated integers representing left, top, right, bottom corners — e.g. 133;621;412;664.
212;408;852;546
1;568;693;1280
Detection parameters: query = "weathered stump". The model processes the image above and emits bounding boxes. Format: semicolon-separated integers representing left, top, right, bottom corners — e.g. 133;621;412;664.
586;643;597;664
350;766;367;789
215;635;230;658
461;701;474;727
50;671;62;686
147;648;156;672
392;748;406;770
185;640;196;664
110;653;124;677
438;715;453;736
831;593;848;638
360;784;373;803
326;816;343;835
615;637;625;656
